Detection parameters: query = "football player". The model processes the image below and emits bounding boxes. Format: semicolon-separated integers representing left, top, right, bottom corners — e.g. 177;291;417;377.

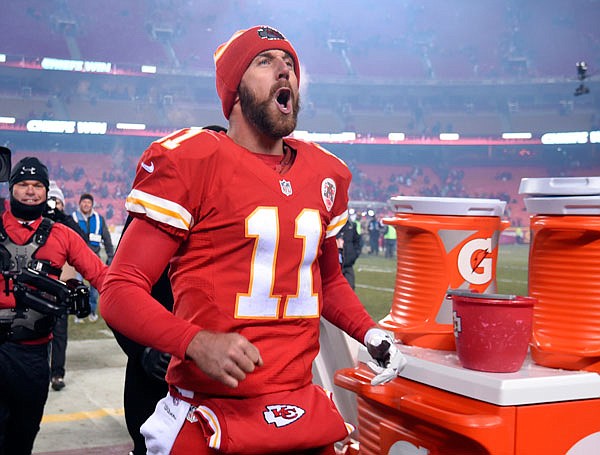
101;25;405;454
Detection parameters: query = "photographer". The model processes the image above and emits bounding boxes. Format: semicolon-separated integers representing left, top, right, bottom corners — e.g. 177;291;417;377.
0;157;107;455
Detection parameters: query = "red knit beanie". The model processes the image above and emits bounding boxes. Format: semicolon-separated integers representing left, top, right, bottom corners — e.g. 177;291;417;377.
214;25;300;119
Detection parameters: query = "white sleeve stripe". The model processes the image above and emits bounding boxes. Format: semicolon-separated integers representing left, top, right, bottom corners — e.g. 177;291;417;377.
326;209;348;238
125;189;193;231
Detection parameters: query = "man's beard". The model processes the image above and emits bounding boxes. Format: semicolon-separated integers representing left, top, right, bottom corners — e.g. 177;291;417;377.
238;82;300;139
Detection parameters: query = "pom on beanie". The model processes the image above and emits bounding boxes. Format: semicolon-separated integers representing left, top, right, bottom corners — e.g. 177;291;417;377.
48;181;65;204
9;157;50;189
214;25;300;119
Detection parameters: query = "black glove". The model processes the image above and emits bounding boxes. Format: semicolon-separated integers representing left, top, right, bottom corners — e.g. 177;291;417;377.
44;203;68;223
364;328;407;386
140;347;171;382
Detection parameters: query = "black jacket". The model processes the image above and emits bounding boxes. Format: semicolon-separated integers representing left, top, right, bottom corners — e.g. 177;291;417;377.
338;220;362;267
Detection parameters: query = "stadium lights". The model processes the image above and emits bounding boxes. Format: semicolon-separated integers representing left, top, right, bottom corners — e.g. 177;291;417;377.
574;61;590;96
388;133;406;141
116;123;146;130
41;57;111;73
77;121;108;134
141;65;157;74
27;120;76;133
439;133;460;141
576;61;588;80
291;131;356;142
590;131;600;144
0;54;5;63
0;117;15;124
541;131;588;145
502;132;532;140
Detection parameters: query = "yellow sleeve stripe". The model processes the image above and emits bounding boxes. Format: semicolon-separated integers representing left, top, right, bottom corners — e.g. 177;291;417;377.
326;209;348;238
125;189;193;231
196;405;222;450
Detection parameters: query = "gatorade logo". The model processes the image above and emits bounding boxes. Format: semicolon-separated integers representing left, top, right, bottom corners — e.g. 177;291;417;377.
457;237;493;285
388;440;429;454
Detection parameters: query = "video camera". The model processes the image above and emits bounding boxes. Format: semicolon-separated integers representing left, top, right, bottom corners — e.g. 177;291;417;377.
12;266;91;318
0;266;91;343
0;146;11;183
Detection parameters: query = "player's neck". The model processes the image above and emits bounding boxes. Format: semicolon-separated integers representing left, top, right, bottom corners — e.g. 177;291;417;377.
227;115;284;156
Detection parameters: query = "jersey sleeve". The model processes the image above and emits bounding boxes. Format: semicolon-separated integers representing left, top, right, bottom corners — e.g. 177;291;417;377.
125;128;221;239
100;217;201;359
309;141;351;239
319;235;376;343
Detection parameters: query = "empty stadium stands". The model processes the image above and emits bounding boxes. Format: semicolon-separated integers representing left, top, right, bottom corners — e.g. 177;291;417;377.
1;1;598;229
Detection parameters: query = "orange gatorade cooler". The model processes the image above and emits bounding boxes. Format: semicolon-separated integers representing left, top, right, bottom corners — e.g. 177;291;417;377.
379;196;508;350
521;177;600;372
335;344;600;455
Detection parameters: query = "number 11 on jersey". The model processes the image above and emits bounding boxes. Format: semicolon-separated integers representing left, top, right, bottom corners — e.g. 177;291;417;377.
235;207;321;319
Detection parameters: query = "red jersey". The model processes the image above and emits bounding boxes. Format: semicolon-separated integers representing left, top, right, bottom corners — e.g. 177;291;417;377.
103;128;375;396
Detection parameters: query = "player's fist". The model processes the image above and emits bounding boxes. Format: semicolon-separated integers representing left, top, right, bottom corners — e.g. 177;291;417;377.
185;330;263;388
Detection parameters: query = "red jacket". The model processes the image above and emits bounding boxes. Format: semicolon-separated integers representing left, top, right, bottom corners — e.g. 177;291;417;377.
0;210;108;342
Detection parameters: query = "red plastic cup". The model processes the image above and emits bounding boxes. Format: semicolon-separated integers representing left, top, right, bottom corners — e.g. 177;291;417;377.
450;291;535;373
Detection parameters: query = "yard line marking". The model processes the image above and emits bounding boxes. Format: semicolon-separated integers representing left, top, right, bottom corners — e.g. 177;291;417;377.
356;266;395;273
497;278;527;283
42;408;125;423
356;284;394;293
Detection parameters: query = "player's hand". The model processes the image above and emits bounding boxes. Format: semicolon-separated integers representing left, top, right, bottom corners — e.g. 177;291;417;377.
364;327;407;386
185;330;263;388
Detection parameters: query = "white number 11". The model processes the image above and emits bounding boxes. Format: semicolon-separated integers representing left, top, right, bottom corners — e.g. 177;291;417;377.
235;207;321;319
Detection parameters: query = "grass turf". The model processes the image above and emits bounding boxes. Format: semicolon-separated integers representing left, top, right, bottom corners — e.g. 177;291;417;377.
70;244;530;340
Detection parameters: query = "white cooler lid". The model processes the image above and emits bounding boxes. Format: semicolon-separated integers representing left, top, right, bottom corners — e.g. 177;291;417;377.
389;196;506;216
524;195;600;215
358;345;600;406
519;177;600;196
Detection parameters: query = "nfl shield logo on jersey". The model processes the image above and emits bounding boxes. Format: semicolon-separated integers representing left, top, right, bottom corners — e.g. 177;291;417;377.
321;178;336;212
264;404;305;428
279;179;293;196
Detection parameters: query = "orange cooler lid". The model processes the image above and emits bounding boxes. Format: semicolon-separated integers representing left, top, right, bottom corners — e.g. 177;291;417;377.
389;196;506;216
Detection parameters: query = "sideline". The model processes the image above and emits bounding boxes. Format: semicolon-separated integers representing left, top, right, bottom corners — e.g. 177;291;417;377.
41;407;125;423
33;338;132;454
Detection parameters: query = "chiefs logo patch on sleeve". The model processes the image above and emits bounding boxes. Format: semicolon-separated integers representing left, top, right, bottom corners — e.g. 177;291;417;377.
263;404;305;428
321;178;336;212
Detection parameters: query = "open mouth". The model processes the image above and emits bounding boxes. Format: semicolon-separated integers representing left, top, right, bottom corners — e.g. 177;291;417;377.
275;87;292;114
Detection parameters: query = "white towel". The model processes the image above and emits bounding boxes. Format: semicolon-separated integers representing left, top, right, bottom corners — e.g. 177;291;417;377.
141;392;192;455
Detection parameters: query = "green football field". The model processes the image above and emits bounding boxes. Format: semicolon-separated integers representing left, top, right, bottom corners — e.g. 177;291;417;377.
354;243;530;321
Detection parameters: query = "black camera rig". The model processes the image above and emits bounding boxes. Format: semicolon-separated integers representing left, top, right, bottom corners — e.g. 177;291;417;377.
0;263;91;343
11;266;91;317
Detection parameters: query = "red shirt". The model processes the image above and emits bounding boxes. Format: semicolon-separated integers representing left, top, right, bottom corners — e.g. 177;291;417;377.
101;129;375;396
